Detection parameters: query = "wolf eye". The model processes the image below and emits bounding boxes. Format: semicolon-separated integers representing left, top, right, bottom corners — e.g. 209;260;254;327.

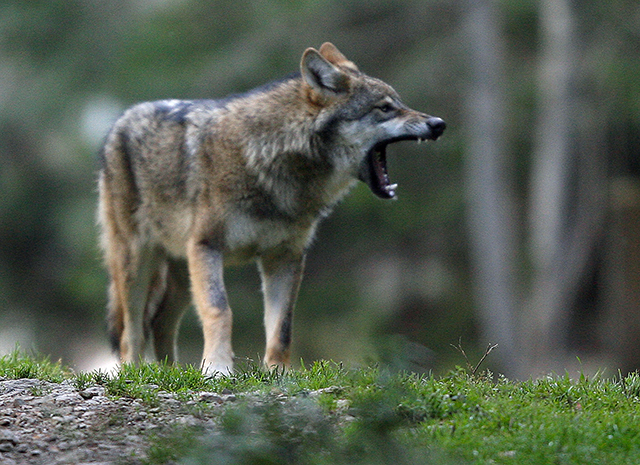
376;103;395;113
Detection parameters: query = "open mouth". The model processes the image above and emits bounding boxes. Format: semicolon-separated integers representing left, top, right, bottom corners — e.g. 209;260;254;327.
358;137;428;199
359;142;397;199
357;117;446;199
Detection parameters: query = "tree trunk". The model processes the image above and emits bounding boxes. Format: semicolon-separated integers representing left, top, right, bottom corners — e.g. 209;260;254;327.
463;0;520;377
524;0;607;374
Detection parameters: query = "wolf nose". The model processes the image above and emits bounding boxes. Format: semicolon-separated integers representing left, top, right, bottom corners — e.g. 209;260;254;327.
426;117;446;139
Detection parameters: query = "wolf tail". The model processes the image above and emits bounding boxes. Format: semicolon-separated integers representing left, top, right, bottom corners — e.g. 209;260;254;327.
106;286;124;355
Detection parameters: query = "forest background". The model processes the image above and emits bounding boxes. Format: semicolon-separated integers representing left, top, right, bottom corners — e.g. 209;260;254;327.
1;0;638;379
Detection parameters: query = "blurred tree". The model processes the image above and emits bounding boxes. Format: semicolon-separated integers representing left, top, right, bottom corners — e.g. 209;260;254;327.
525;0;580;373
463;0;520;377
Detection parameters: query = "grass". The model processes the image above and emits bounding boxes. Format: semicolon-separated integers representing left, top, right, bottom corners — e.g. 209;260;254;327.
2;350;640;464
0;350;71;382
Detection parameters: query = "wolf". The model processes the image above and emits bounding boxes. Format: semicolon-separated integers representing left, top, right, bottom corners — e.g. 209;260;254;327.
98;42;445;375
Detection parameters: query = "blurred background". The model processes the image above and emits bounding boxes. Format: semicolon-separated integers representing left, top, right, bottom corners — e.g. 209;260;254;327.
0;0;638;379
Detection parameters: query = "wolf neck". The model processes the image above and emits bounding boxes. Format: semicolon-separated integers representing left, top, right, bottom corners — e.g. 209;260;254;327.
231;80;356;221
243;134;354;222
237;79;320;168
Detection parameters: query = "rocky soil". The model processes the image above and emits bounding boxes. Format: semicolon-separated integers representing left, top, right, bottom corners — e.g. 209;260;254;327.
0;378;236;465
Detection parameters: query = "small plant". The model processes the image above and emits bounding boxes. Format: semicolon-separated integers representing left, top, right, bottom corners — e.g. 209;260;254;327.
451;338;498;376
145;426;203;464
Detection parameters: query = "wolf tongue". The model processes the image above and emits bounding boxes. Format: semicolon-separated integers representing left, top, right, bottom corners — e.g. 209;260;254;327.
373;147;388;184
370;145;396;199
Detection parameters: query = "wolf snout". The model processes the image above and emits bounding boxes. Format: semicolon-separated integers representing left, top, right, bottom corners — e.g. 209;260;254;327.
426;116;446;140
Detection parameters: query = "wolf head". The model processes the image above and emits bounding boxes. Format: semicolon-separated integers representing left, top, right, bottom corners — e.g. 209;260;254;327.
300;43;445;199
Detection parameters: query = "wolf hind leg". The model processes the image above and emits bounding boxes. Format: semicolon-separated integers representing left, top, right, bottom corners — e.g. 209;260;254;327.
259;252;306;370
148;259;191;363
106;238;164;364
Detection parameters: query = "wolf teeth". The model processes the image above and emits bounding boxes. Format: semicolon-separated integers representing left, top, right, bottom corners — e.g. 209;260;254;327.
386;183;398;196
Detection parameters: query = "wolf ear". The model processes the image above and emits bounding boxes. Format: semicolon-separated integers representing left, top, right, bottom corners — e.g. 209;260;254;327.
318;42;359;72
301;47;351;97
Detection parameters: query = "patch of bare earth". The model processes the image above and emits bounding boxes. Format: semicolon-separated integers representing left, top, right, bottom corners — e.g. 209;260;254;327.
0;378;235;465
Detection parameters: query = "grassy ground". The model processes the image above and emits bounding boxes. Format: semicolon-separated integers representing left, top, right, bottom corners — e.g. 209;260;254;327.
2;351;640;464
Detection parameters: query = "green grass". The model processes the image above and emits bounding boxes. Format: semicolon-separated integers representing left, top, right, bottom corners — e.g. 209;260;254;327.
3;351;640;464
0;350;71;382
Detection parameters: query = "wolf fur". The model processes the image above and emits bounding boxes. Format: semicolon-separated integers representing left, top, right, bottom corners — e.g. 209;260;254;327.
98;42;445;375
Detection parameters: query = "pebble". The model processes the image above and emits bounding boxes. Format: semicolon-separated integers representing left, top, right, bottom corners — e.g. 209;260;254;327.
0;378;240;464
0;442;14;452
78;386;105;400
308;386;343;397
198;392;224;404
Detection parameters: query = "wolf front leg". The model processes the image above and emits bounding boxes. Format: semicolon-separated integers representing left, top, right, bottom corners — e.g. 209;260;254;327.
259;252;306;370
187;239;234;376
